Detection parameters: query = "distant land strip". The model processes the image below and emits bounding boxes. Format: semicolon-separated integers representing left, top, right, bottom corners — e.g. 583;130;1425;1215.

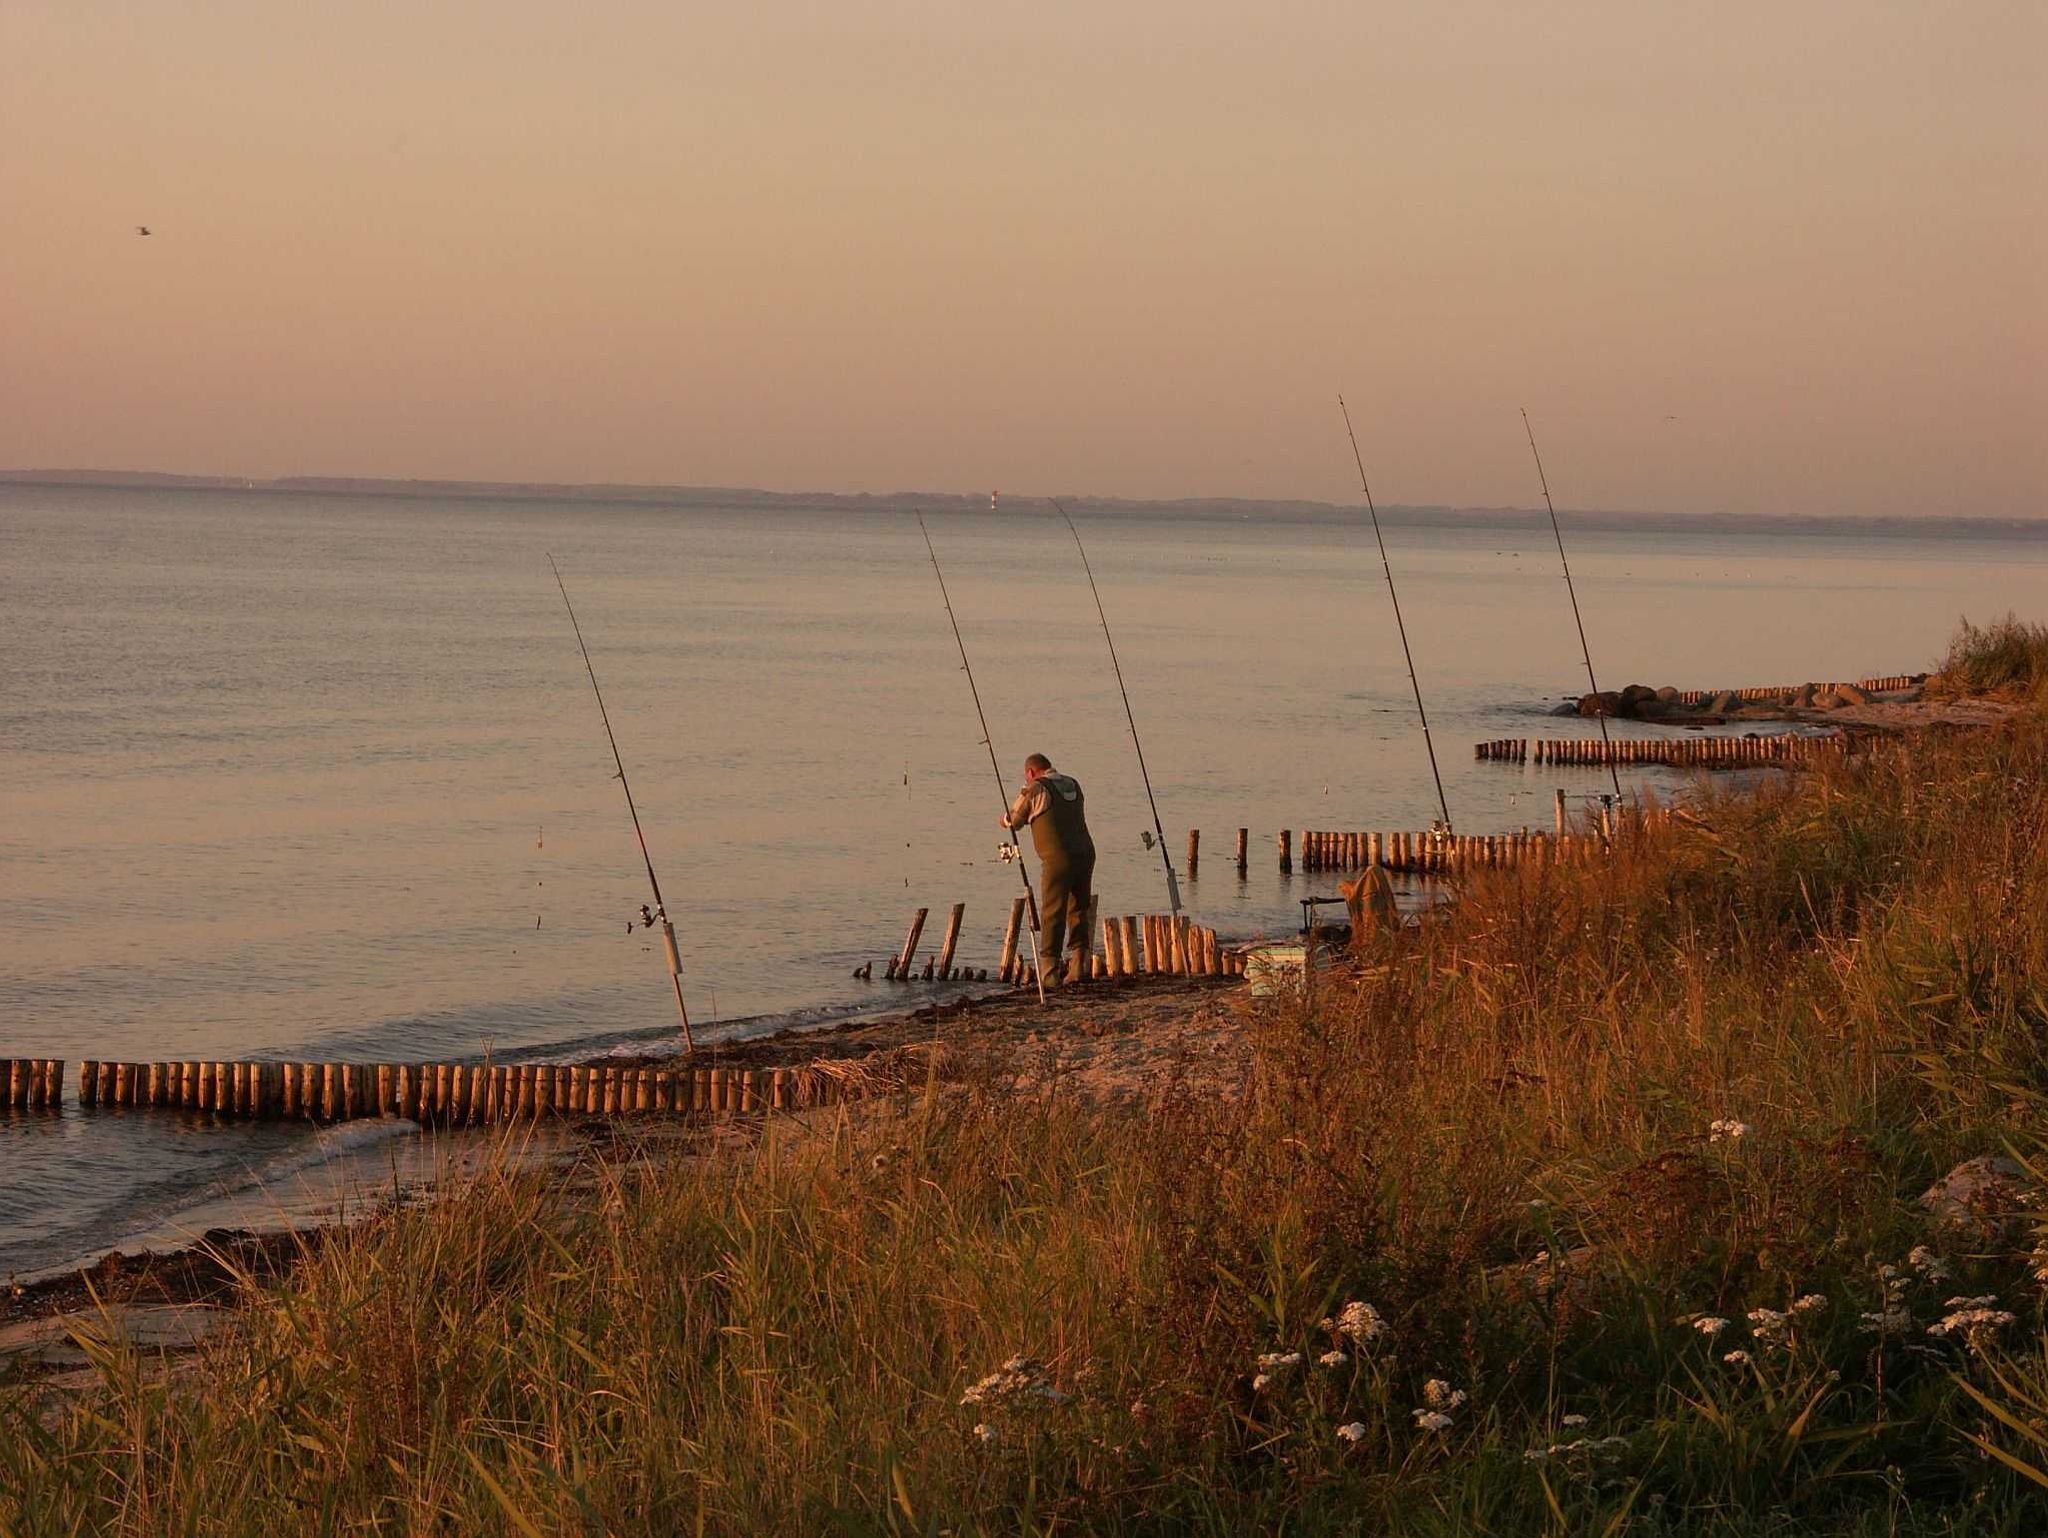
2;468;2043;539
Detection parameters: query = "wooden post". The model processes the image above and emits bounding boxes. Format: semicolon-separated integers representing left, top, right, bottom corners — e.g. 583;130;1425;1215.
894;906;929;981
1554;788;1567;836
1235;828;1248;875
1102;914;1123;978
997;896;1026;983
1186;829;1199;881
1120;915;1140;980
1278;829;1293;874
1141;914;1159;974
78;1060;98;1109
935;903;966;980
635;1069;654;1113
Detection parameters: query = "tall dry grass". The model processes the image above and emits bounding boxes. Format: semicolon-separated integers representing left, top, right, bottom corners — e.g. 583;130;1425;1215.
7;709;2048;1533
1929;613;2048;701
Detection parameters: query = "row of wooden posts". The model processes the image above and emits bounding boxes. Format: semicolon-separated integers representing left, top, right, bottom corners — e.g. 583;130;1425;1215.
875;897;1244;985
1288;822;1622;875
44;1056;857;1123
1673;675;1921;705
1477;735;1842;768
4;1058;65;1111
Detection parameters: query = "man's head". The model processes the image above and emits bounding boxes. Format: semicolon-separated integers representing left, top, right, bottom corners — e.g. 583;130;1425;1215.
1023;752;1053;782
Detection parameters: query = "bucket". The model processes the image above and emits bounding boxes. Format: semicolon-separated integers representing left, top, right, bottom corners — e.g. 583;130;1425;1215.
1243;944;1306;997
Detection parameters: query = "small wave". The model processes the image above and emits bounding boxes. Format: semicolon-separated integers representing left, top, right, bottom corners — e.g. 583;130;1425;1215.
219;1116;421;1195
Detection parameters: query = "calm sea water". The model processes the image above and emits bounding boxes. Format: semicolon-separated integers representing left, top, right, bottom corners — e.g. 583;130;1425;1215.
3;484;2043;1279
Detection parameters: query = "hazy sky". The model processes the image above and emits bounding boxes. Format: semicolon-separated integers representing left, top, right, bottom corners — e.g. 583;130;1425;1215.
3;2;2041;516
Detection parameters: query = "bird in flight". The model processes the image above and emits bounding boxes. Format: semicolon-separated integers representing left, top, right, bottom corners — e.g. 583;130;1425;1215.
136;225;151;236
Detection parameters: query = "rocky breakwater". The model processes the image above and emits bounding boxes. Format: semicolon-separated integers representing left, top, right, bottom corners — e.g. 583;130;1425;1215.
1557;675;1924;723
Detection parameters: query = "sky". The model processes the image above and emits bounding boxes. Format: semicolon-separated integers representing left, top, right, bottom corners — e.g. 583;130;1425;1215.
2;1;2041;518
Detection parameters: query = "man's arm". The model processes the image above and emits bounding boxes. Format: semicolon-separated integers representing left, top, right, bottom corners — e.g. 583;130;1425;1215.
1000;784;1039;831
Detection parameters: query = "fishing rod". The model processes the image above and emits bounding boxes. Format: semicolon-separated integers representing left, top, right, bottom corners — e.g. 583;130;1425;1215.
547;553;695;1053
914;512;1048;1004
1521;409;1623;802
1048;497;1181;915
1338;395;1453;834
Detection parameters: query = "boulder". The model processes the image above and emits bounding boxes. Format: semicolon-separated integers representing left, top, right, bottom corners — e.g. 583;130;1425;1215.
1813;691;1848;710
1920;1156;2032;1243
1620;684;1659;707
1577;692;1623;718
1653;685;1681;704
1835;683;1872;705
1787;683;1817;709
1708;691;1738;714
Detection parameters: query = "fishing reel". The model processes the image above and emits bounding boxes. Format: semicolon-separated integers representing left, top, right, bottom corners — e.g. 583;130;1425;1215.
997;842;1021;863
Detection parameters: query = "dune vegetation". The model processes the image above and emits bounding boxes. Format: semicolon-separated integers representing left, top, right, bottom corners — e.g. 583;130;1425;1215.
7;647;2048;1534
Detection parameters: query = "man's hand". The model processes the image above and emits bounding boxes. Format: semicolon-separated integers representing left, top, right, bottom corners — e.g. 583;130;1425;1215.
996;814;1012;830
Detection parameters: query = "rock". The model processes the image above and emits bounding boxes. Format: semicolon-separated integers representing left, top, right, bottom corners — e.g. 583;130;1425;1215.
1787;684;1817;709
1551;702;1580;717
1654;686;1680;704
1835;683;1871;705
1577;692;1623;718
1813;691;1848;710
1920;1156;2033;1242
1620;684;1658;707
1708;691;1738;714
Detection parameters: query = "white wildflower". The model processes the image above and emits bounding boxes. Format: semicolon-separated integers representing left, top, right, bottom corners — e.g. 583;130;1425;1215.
1318;1350;1349;1368
1322;1300;1390;1345
1790;1293;1829;1316
2028;1242;2048;1285
1907;1245;1950;1282
972;1422;998;1445
1928;1297;2018;1350
1858;1308;1912;1334
1747;1308;1792;1351
1422;1379;1468;1411
960;1356;1068;1409
1413;1410;1455;1433
1561;1413;1589;1428
1708;1119;1752;1143
1256;1351;1303;1371
1251;1374;1273;1392
1693;1316;1730;1337
1722;1349;1752;1366
1336;1421;1369;1444
1523;1447;1549;1463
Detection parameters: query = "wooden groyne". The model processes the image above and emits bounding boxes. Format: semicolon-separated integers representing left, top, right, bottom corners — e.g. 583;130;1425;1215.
52;1056;862;1124
1673;674;1923;705
4;1058;65;1111
1292;826;1611;874
871;899;1244;983
1475;734;1841;768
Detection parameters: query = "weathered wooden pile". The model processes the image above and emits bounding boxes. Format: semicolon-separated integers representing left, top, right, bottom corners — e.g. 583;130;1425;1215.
61;1056;855;1123
4;1058;65;1110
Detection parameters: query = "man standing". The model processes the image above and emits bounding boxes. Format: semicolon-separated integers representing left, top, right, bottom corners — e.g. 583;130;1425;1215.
1000;753;1097;985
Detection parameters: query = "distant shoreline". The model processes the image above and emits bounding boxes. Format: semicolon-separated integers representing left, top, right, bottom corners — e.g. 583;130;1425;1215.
3;469;2043;540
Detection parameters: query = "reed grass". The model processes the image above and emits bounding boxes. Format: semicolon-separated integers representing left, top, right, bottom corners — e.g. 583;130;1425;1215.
1929;613;2048;701
8;698;2048;1532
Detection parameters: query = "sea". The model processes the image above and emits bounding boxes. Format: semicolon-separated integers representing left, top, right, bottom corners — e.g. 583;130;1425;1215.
4;481;2043;1280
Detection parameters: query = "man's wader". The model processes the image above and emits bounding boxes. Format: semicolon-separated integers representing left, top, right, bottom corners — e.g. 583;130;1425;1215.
1011;773;1096;981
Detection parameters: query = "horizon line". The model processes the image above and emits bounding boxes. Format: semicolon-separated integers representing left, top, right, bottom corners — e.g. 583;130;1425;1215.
2;467;2043;530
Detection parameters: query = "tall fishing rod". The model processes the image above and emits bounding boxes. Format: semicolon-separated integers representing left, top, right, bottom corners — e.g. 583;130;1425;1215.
548;553;695;1052
1048;497;1181;915
914;513;1048;1004
1521;409;1623;802
1338;394;1453;833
